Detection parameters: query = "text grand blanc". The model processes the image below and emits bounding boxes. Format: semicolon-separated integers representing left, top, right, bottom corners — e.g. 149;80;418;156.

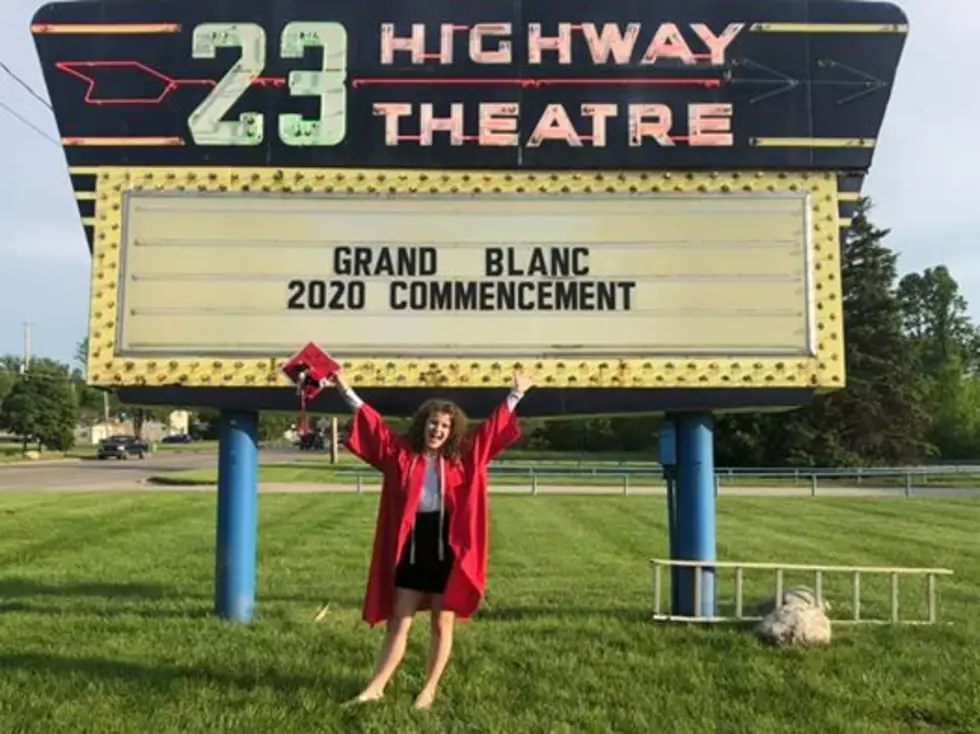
285;246;638;312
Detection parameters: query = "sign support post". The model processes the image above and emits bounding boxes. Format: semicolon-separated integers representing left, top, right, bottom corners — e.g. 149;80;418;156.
215;409;259;622
659;420;681;613
675;413;717;618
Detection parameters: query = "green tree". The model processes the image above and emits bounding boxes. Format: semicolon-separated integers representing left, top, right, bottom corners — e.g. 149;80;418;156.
532;417;620;452
820;198;931;463
897;267;980;457
0;369;79;452
192;408;221;440
898;267;978;373
609;415;661;453
75;336;89;375
714;413;772;467
0;366;15;407
259;411;296;443
716;198;931;466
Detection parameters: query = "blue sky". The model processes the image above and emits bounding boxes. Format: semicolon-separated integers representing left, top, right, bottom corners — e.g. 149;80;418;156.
0;1;972;365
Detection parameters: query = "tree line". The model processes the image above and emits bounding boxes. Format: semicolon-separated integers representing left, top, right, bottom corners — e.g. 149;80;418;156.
2;197;977;464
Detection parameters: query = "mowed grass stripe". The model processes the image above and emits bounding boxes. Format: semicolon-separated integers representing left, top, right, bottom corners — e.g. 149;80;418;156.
558;496;669;562
826;497;980;539
713;498;979;623
0;493;978;733
483;497;659;616
258;495;374;616
0;494;207;567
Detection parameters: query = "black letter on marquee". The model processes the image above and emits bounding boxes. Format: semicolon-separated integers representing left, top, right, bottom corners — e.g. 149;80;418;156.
287;279;305;309
390;281;407;310
420;247;437;276
572;247;590;276
620;281;637;310
485;248;504;277
333;247;351;276
354;247;372;275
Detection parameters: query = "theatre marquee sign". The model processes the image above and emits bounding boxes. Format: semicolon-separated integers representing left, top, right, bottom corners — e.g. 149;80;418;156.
117;189;814;360
32;0;900;391
78;167;842;391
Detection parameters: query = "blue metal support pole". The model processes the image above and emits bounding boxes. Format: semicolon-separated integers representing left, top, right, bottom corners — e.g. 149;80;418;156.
665;473;679;612
674;413;716;618
659;420;680;613
215;409;259;622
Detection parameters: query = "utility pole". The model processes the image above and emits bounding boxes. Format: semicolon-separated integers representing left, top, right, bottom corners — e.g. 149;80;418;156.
21;322;30;374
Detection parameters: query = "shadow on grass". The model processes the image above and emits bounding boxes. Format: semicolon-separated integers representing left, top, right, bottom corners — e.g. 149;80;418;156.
0;600;212;620
0;651;364;699
0;576;365;619
477;604;655;624
476;602;769;634
0;578;171;599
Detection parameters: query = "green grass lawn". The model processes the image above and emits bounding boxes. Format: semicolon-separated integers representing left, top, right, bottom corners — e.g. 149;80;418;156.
0;493;977;732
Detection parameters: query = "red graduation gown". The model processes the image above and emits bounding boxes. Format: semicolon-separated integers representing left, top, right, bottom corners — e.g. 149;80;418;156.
345;397;521;625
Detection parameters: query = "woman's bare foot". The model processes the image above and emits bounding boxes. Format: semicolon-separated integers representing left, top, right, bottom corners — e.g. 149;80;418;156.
342;689;384;707
412;689;436;710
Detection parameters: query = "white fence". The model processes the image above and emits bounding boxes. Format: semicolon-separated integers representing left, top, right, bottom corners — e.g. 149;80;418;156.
330;463;980;496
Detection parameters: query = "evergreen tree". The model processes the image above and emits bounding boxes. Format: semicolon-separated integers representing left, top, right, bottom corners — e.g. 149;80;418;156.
819;197;932;463
716;198;932;466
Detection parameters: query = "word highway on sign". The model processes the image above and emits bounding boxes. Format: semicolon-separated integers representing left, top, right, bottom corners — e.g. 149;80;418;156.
372;21;741;148
377;21;745;66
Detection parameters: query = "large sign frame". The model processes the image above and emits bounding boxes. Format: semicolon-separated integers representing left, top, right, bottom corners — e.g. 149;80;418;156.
32;0;907;414
83;165;843;392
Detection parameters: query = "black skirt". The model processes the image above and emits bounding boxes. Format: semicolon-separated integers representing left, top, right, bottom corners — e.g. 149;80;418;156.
395;511;454;595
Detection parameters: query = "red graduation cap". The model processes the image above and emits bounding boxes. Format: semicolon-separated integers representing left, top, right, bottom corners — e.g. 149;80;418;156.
281;342;342;434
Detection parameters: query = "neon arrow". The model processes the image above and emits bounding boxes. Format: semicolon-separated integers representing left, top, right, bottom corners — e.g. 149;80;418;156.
55;60;284;105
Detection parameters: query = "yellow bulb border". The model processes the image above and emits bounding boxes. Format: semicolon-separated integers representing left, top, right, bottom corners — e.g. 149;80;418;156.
77;166;845;390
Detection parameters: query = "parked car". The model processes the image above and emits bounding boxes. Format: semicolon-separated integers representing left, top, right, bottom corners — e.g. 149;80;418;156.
97;435;150;460
161;433;195;444
297;431;326;451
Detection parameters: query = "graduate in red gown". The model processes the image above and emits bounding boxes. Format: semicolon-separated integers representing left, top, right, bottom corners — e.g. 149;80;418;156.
330;369;533;709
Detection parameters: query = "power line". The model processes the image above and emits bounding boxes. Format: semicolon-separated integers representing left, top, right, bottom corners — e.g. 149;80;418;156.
0;61;59;147
0;98;59;147
0;61;52;111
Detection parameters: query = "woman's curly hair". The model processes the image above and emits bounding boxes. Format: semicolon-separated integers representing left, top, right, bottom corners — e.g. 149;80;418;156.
405;399;468;459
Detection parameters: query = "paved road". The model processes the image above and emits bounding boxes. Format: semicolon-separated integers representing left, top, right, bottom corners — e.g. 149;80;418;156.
0;449;303;492
3;454;979;498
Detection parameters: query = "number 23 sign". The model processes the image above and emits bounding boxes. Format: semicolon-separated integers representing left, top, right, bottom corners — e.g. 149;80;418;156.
189;22;347;147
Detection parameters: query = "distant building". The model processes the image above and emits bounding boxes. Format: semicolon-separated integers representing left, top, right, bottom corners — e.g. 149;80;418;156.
75;410;192;444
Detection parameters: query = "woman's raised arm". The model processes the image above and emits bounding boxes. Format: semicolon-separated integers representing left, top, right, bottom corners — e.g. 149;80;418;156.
332;372;404;472
467;372;533;468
